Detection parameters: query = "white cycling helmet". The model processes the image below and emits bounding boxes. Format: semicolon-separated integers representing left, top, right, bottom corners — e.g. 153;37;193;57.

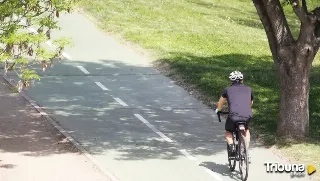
229;71;243;81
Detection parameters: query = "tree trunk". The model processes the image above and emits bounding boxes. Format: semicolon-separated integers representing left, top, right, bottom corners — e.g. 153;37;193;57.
276;55;310;138
252;0;320;138
276;19;317;138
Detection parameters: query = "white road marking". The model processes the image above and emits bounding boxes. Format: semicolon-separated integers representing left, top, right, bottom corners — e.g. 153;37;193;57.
28;27;37;34
114;97;128;107
62;52;72;60
134;113;223;180
179;149;197;161
46;41;53;47
77;66;90;74
27;20;224;181
134;114;173;143
28;27;72;60
2;76;119;181
95;82;109;90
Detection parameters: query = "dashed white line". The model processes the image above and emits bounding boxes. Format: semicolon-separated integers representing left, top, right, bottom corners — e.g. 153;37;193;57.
28;27;37;34
95;82;109;90
62;52;72;60
179;149;197;161
46;41;53;47
134;114;173;143
45;41;72;60
114;97;128;107
27;22;223;181
28;27;72;60
2;76;120;181
134;114;223;180
77;66;90;74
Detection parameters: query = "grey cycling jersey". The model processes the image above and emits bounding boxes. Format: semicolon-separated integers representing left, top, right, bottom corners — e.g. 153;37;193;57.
221;82;253;119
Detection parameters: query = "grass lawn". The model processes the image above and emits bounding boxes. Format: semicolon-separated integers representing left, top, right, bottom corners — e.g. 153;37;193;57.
77;0;320;178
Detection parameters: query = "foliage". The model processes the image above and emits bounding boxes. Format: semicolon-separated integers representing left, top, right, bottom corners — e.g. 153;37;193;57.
0;0;75;91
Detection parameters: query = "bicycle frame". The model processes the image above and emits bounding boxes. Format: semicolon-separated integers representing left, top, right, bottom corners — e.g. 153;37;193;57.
234;122;247;161
217;112;247;153
217;111;249;181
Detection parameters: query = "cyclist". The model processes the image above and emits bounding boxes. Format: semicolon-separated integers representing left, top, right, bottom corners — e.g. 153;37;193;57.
215;71;253;162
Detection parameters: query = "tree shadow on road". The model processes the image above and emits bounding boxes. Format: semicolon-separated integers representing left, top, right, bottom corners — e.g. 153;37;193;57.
0;76;79;158
0;57;265;162
2;53;319;169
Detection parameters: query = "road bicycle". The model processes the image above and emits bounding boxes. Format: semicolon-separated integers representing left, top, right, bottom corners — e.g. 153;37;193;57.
217;111;249;181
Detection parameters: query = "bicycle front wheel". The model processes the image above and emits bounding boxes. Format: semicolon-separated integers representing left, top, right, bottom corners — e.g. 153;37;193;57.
238;132;249;181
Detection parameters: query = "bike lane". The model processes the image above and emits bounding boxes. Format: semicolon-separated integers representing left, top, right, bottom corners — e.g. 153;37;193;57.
7;11;314;181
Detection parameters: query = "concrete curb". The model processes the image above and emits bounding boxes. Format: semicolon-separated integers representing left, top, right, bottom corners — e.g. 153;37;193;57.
2;75;120;181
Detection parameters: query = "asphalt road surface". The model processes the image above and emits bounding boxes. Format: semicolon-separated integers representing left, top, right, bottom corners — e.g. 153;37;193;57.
3;11;314;181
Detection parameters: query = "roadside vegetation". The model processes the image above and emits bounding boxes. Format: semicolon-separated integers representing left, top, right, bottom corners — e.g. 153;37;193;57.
76;0;320;178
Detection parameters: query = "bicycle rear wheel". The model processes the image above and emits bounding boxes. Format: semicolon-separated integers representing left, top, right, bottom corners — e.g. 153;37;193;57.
238;132;249;181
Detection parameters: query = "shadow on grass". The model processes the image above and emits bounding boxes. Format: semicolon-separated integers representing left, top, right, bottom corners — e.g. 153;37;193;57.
154;52;320;147
191;0;301;38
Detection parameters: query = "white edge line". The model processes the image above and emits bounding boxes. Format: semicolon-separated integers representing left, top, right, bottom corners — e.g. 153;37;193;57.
134;114;173;143
95;82;109;91
77;66;90;74
114;97;128;107
2;76;119;181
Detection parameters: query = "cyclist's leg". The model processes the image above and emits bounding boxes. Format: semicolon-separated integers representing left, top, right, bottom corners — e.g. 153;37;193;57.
243;119;250;150
225;117;234;143
244;119;251;163
225;117;236;158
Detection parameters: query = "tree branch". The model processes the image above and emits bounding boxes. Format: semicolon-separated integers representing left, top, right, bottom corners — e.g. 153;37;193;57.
302;0;307;12
262;0;294;45
290;0;308;22
252;0;278;61
310;6;320;23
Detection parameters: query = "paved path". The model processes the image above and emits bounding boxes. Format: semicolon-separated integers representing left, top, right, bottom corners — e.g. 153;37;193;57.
0;77;109;181
3;11;314;181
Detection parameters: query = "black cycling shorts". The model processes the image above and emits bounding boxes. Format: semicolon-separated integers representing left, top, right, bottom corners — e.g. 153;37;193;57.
225;116;250;133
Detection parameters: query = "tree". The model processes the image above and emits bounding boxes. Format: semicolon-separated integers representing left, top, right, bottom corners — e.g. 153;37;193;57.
0;0;75;91
252;0;320;138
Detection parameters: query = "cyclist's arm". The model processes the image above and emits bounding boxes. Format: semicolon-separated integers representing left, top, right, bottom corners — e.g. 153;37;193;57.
217;96;227;111
217;88;228;111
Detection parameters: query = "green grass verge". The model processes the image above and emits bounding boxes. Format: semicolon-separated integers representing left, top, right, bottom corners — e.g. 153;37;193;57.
77;0;320;178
